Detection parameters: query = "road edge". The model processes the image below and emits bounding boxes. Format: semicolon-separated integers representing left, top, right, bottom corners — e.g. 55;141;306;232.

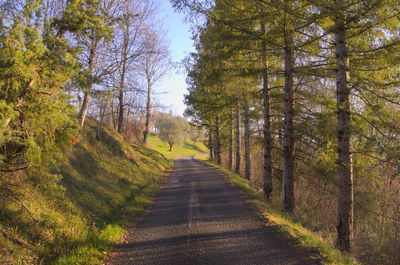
194;157;359;265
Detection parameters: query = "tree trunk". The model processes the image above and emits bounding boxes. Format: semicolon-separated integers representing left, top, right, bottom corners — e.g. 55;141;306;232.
228;108;233;170
235;102;241;174
78;92;91;127
117;40;128;134
335;5;353;253
111;97;117;129
169;143;173;151
78;43;96;127
208;127;214;161
143;80;151;144
282;31;295;215
214;115;221;165
260;19;273;200
117;88;124;133
243;99;251;180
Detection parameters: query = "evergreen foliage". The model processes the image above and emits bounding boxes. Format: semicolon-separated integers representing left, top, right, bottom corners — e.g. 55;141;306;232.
0;1;78;174
174;0;400;262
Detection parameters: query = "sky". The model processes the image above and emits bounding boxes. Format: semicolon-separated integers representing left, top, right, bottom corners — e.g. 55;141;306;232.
153;0;195;116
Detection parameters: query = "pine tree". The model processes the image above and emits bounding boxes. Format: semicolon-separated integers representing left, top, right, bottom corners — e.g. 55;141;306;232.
0;1;77;174
60;0;115;127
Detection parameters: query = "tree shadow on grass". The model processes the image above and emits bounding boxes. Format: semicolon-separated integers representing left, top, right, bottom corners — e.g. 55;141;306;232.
183;142;205;153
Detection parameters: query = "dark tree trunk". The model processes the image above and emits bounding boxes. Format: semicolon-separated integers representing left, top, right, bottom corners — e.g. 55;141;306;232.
335;5;353;252
111;97;117;129
169;143;173;151
209;127;214;161
282;31;295;215
243;99;251;180
235;102;241;174
143;81;151;144
228;108;233;170
260;19;273;200
214;116;221;165
117;46;128;134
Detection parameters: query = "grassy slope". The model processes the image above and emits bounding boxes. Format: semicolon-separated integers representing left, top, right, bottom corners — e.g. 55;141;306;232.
0;120;172;265
147;134;208;159
195;155;359;265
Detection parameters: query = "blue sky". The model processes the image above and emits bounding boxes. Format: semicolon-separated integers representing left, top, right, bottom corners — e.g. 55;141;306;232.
154;0;195;116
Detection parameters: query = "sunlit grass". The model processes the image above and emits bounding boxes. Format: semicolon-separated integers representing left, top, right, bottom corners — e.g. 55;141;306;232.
1;120;172;264
196;157;359;265
194;152;209;160
147;134;208;159
52;122;172;264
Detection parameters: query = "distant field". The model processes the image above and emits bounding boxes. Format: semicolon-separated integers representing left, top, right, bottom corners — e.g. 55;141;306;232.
147;134;208;159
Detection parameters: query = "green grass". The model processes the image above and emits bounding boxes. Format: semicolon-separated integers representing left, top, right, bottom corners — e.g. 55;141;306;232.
195;156;359;265
0;120;172;265
147;134;208;159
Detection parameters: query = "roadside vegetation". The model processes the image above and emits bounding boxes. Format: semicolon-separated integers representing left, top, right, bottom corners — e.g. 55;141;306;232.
0;120;171;264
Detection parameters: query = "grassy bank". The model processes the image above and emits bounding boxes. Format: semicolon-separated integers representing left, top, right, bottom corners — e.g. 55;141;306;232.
147;134;208;159
195;155;359;265
0;120;172;265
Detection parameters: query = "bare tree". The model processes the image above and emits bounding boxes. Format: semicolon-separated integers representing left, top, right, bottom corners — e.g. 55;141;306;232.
114;0;155;133
141;29;171;144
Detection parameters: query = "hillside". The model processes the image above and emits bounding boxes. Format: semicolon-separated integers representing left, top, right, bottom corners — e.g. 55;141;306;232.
0;120;172;265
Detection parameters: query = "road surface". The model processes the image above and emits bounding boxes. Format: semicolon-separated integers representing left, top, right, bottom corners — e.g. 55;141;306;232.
107;156;319;265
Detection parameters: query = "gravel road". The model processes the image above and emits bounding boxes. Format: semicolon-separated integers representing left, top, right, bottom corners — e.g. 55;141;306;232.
107;156;319;265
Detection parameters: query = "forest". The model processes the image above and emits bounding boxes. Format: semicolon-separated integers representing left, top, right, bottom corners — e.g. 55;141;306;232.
1;0;400;264
172;0;400;264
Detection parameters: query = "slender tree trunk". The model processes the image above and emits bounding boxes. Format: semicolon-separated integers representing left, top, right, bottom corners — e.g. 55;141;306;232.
78;92;91;127
335;5;353;252
214;115;221;165
243;99;251;180
169;143;173;151
143;80;151;144
228;108;233;170
117;89;124;133
111;97;117;129
282;31;295;214
96;102;107;139
260;19;273;200
117;33;128;134
235;102;241;174
208;127;214;161
78;43;96;127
